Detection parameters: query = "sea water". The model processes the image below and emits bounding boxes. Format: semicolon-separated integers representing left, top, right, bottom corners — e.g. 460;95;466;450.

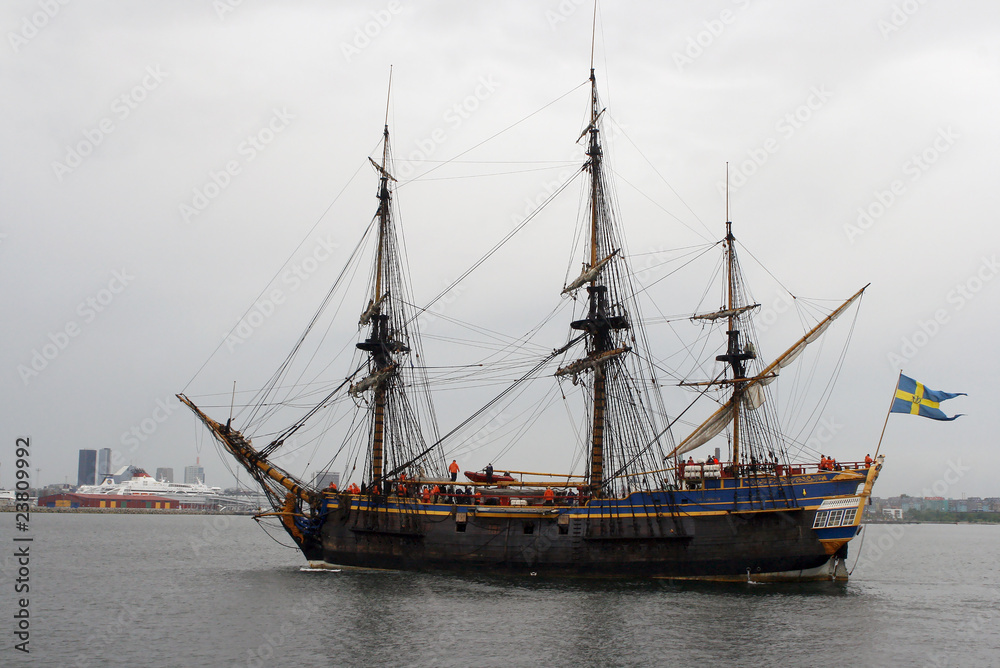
2;514;997;667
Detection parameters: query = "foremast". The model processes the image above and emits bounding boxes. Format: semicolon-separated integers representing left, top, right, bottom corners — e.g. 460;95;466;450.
353;122;403;490
349;112;443;493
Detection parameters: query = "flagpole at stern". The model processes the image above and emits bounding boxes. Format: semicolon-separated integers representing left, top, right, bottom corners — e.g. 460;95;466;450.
874;370;904;459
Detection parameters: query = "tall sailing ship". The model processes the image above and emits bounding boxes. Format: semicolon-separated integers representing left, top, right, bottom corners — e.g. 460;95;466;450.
180;59;882;582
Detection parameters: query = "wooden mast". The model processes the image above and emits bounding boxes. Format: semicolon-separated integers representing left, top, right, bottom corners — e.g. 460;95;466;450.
359;70;396;491
716;165;754;475
370;125;390;487
586;66;606;496
559;8;631;497
727;167;738;472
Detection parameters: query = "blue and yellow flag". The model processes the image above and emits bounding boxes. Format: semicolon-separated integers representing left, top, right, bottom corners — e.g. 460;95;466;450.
891;374;966;421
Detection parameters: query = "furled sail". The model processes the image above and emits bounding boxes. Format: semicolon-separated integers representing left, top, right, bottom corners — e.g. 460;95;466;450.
554;346;630;384
349;364;396;397
562;249;619;295
690;304;759;322
359;292;389;327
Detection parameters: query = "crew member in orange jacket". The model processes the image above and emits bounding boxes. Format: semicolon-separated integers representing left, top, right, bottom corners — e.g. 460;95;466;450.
448;459;460;482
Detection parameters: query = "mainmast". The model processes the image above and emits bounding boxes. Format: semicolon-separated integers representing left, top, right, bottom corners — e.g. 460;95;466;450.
557;67;630;497
586;68;606;495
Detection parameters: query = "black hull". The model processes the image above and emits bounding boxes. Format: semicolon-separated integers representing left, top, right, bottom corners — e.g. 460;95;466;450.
310;502;848;580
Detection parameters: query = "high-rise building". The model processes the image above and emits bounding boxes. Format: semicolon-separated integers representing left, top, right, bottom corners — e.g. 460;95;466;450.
77;449;97;486
311;471;340;490
155;467;174;483
184;465;205;485
97;448;112;482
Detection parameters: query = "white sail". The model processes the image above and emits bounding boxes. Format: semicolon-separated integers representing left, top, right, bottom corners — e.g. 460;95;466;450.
669;285;867;457
673;401;735;456
744;383;766;409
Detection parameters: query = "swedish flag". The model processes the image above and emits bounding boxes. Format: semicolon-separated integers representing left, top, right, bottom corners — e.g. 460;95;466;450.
891;374;966;421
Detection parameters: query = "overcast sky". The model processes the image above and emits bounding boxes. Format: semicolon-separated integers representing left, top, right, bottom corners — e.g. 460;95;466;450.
2;1;998;498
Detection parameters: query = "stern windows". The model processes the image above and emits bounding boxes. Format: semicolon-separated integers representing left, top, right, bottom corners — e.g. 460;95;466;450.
813;507;858;529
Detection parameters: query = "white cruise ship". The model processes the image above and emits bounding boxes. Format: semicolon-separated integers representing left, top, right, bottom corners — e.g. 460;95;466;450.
77;468;223;508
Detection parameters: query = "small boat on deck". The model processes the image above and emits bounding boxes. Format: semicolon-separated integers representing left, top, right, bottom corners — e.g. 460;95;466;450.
463;471;517;484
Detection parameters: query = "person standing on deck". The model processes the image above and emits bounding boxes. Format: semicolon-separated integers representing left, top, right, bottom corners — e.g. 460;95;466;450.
449;460;460;482
543;487;555;506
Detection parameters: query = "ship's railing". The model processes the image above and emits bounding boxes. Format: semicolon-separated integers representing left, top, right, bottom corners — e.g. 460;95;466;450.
330;459;875;504
329;481;592;507
675;459;872;481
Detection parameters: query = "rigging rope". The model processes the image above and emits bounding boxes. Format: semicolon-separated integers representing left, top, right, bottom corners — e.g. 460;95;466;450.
181;153;373;394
